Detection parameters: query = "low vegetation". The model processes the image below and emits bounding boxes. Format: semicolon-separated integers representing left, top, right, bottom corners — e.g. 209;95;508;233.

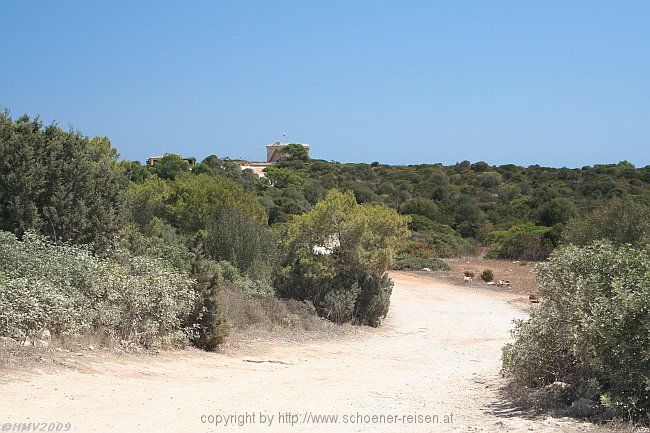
480;269;494;282
0;231;196;347
503;242;649;421
392;253;449;271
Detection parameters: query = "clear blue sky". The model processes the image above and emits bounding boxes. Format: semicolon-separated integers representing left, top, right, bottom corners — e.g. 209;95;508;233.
2;1;648;167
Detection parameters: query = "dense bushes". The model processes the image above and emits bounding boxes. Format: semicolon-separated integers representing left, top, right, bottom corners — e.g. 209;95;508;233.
253;156;648;262
167;173;267;233
275;190;409;326
204;209;279;289
0;231;196;347
393;253;449;271
0;112;128;249
503;242;650;420
562;200;649;246
422;224;478;257
486;223;558;260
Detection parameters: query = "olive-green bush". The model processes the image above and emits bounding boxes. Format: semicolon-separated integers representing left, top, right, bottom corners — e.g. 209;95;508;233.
393;253;449;271
562;200;649;247
480;269;494;282
204;209;279;288
275;190;410;326
502;242;649;420
486;223;558;260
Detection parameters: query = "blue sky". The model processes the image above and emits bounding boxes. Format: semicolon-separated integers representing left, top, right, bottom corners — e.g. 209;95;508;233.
2;1;648;167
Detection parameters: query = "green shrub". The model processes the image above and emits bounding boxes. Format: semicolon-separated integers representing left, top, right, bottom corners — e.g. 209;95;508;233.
562;200;649;247
322;286;359;324
275;190;410;326
399;198;439;221
167;173;267;233
535;198;578;226
480;269;494;282
486;223;557;260
0;113;128;250
354;274;394;326
502;242;650;420
186;257;230;351
407;214;435;232
393;253;449;271
425;224;478;257
205;209;278;284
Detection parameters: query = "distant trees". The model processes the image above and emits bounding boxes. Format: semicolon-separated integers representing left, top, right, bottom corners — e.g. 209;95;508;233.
535;197;578;227
126;172;267;235
0;112;128;249
150;154;191;180
486;223;557;261
399;198;439;221
562;200;649;246
168;174;266;233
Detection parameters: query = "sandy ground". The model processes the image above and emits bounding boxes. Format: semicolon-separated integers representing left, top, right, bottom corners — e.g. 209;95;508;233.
0;272;604;433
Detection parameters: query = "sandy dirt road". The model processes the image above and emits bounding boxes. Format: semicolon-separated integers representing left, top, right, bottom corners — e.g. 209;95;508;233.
0;272;601;433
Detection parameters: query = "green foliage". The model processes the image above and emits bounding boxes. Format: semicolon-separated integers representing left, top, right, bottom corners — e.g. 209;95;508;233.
200;155;247;182
150;154;191;180
321;285;359;324
118;218;194;273
406;214;435;232
399;198;439;221
536;197;578;226
479;171;502;188
205;209;278;286
487;223;556;260
502;242;650;419
127;172;266;235
480;269;494;282
186;256;230;351
167;173;266;233
275;190;410;325
127;175;172;226
422;224;478;257
354;274;394;327
562;200;649;246
253;158;648;263
264;165;308;188
393;253;449;271
0;231;196;347
279;143;310;162
0;112;128;249
120;160;150;183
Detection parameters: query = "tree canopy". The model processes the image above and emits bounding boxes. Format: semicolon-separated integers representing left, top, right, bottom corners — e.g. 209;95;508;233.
0;111;128;249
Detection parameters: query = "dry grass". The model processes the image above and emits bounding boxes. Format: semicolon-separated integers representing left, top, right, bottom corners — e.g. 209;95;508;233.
217;287;349;350
427;256;540;295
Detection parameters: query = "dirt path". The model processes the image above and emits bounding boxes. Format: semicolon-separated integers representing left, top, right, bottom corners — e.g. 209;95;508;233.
0;273;601;432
